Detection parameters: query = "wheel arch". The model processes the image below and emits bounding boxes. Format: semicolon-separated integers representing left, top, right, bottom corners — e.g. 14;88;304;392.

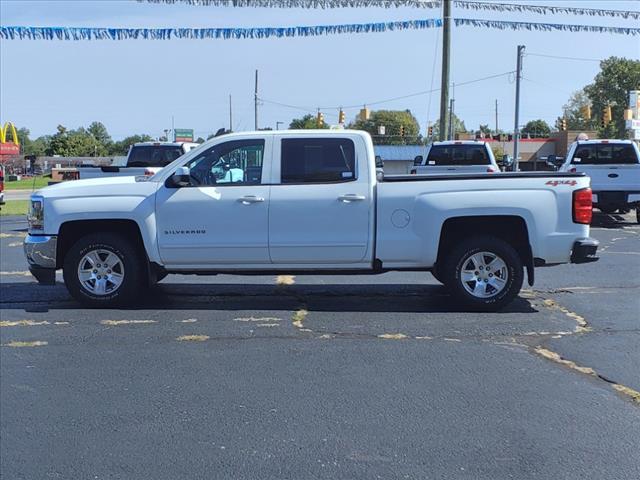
57;219;149;273
436;215;534;286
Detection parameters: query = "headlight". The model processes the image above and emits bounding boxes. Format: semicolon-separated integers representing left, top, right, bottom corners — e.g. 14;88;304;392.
28;196;44;231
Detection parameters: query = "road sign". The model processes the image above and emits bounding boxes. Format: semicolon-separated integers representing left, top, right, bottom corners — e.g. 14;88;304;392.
174;129;194;142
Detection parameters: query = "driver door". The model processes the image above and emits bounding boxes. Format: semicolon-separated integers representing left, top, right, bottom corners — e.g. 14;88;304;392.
155;138;272;267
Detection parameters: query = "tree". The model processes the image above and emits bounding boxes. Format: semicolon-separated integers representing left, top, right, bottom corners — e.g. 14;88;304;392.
289;114;328;130
521;119;551;138
562;90;597;131
196;137;206;144
562;57;640;138
430;113;467;140
478;124;492;138
349;109;421;145
109;134;154;155
87;121;112;149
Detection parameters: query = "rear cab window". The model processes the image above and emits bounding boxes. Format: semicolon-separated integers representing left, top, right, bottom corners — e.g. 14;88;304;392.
127;145;185;168
280;138;356;183
572;143;639;165
426;145;490;166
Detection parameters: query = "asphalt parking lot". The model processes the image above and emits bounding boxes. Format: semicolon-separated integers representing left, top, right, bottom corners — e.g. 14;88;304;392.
1;213;639;479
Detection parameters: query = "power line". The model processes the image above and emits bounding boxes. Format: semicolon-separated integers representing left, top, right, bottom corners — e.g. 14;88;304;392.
526;52;602;62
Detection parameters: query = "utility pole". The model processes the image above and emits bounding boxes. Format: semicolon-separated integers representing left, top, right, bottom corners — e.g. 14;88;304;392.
448;98;455;140
495;99;499;134
254;70;259;130
439;0;451;142
229;94;233;132
513;45;525;171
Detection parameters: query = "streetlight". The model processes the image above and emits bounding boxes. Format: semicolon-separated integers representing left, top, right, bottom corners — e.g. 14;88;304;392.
276;121;284;130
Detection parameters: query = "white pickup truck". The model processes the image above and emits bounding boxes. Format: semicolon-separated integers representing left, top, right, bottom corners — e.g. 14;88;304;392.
24;130;598;311
410;140;501;175
76;141;199;180
558;139;640;222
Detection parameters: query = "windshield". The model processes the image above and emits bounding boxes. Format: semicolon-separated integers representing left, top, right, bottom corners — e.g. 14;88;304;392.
127;145;184;168
572;144;639;165
426;145;491;166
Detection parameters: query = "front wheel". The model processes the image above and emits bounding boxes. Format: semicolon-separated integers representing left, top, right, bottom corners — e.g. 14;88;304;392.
443;236;524;311
63;233;146;307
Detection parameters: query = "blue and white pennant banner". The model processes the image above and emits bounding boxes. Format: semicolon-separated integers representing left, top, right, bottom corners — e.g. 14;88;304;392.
1;18;638;41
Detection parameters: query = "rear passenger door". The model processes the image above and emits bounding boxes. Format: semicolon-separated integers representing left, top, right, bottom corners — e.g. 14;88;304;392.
268;136;372;265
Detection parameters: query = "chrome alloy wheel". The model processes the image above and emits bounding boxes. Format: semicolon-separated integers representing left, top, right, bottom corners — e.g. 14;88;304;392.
460;251;508;298
77;249;124;296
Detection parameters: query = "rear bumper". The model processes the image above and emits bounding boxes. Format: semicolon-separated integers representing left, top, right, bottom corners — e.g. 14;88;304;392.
570;237;599;264
24;234;57;285
593;191;640;207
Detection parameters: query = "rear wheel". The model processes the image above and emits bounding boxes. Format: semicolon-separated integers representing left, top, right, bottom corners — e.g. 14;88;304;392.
443;236;524;311
63;233;145;307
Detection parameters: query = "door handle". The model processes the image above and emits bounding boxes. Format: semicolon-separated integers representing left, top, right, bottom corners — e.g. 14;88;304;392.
238;195;265;205
338;194;366;203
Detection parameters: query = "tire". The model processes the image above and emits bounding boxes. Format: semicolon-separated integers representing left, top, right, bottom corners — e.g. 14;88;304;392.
63;233;146;307
442;235;524;312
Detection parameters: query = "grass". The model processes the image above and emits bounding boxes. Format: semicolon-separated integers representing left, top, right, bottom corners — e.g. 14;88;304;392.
0;200;29;216
3;175;51;190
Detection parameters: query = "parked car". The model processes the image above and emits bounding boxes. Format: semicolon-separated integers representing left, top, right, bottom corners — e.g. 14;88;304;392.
410;140;502;175
25;130;598;311
557;139;640;222
76;142;199;180
0;165;5;205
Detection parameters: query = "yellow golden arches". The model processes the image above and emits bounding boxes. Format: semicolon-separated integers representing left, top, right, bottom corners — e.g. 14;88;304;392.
0;122;19;145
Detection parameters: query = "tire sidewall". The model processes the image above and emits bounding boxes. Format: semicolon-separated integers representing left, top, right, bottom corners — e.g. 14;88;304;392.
446;237;523;311
63;234;142;306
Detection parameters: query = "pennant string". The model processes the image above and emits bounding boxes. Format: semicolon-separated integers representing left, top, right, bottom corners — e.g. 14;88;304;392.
1;18;638;41
454;1;640;21
135;0;640;20
136;0;442;7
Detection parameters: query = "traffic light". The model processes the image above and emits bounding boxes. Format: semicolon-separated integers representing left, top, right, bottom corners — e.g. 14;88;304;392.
338;109;346;124
428;125;433;137
581;105;591;120
400;125;405;136
561;117;567;131
317;111;324;128
603;105;612;125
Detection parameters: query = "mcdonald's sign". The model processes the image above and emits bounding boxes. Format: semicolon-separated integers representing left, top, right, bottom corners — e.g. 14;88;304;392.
0;122;20;156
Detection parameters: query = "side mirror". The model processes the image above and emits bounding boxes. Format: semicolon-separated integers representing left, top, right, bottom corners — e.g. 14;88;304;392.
170;166;191;187
546;155;564;168
375;156;384;169
413;155;423;166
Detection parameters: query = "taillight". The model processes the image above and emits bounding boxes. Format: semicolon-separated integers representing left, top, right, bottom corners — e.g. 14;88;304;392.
569;167;577;173
573;188;592;224
144;169;154;176
487;167;495;173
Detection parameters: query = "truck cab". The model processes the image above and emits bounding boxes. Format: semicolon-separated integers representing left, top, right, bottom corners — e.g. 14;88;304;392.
411;141;499;175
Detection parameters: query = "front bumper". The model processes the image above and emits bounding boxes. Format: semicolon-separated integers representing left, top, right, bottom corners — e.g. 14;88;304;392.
570;237;599;264
24;234;57;285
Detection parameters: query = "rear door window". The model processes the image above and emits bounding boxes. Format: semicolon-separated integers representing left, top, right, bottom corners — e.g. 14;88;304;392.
572;144;638;165
127;146;185;167
426;145;490;166
281;138;356;183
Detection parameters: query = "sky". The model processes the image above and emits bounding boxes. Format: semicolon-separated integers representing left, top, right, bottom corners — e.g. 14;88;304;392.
0;0;638;141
